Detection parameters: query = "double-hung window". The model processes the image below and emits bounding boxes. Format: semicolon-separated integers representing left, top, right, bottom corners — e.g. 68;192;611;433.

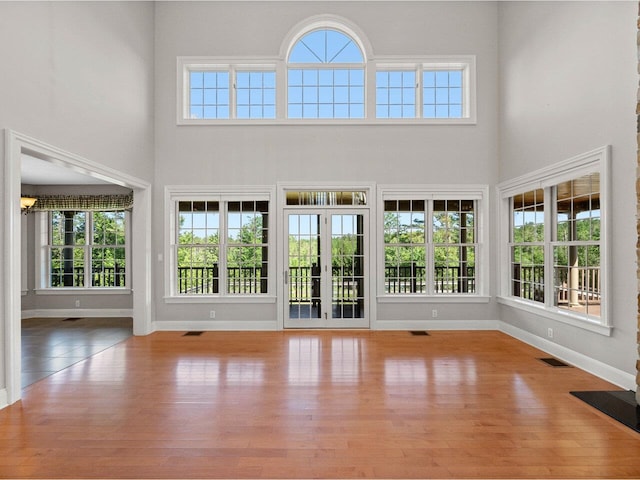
552;172;601;318
510;189;545;303
499;147;609;333
47;210;127;289
167;187;273;298
380;187;486;298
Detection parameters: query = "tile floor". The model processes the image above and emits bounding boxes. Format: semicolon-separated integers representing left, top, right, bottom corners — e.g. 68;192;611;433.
21;317;133;388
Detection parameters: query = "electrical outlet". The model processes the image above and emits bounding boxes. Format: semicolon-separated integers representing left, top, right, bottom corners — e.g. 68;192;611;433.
75;300;80;308
432;309;438;318
547;328;553;339
209;310;216;319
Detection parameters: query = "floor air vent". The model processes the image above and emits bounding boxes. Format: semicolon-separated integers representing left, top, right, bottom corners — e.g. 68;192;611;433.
63;318;81;322
539;357;571;367
183;331;204;336
410;331;430;336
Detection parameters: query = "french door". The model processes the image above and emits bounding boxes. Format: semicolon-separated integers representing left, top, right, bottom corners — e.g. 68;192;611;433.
285;209;368;328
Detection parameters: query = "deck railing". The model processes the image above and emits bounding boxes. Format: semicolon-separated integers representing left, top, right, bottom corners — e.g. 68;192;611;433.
177;266;266;294
385;265;475;294
512;264;601;304
51;265;125;287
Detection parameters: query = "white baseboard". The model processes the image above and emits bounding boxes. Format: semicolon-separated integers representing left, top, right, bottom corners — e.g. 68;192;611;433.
374;319;500;331
22;309;133;319
499;321;636;391
153;319;279;332
0;389;7;410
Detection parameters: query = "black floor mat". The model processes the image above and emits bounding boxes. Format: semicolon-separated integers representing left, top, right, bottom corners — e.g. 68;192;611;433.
571;390;640;433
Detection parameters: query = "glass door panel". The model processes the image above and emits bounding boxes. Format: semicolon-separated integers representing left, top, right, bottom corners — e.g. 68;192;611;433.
285;210;368;328
287;214;322;321
331;214;365;319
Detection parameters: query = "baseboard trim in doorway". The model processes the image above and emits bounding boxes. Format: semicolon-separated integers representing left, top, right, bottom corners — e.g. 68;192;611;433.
22;309;133;319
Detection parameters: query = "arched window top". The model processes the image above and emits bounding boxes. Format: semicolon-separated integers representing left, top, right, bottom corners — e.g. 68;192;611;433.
281;14;372;62
288;29;363;64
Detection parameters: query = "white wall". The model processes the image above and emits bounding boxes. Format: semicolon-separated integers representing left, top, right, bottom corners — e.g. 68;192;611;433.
498;2;637;377
153;1;500;328
0;1;155;404
0;2;155;181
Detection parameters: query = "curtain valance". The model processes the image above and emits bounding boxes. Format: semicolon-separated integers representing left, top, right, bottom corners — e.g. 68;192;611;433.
32;193;133;211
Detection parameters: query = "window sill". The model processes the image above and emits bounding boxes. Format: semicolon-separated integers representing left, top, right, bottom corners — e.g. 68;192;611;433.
378;294;490;304
497;295;612;337
35;288;131;295
164;295;277;304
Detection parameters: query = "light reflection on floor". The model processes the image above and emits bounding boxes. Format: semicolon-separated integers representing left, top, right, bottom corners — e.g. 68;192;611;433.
21;317;133;388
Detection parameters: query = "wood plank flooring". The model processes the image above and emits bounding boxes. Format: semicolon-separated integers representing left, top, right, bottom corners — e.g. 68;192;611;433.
1;330;639;478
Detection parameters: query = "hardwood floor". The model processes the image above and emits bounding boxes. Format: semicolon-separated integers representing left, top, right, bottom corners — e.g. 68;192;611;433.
21;317;133;387
1;330;639;478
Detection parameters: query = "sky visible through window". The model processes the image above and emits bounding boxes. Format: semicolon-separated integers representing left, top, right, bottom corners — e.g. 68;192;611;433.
187;29;466;120
288;29;364;119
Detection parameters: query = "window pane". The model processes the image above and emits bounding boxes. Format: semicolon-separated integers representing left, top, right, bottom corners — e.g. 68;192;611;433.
434;245;475;294
49;246;85;288
554;245;600;318
226;201;269;294
91;211;126;288
384;199;427;294
553;171;601;318
289;29;363;64
179;201;219;245
511;189;544;243
189;71;229;119
91;247;126;287
51;211;86;246
376;71;416;119
177;201;220;293
511;245;545;303
236;71;276;119
177;246;219;294
555;172;600;242
423;69;464;119
433;200;476;294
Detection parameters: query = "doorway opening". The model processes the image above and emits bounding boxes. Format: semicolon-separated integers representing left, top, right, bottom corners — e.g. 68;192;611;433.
282;188;371;329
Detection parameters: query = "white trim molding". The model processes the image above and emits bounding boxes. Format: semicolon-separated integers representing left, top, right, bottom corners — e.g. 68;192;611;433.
154;319;278;332
177;14;476;126
500;321;635;391
496;146;611;334
21;309;134;320
3;129;152;406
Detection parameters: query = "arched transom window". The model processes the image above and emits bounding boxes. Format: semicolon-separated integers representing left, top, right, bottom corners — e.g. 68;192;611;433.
178;16;476;124
287;28;365;119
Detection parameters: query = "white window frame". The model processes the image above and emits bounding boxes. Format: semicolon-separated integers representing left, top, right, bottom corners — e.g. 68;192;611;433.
374;58;475;121
178;59;280;124
164;185;276;303
176;16;476;125
497;146;611;336
34;210;131;294
377;184;489;303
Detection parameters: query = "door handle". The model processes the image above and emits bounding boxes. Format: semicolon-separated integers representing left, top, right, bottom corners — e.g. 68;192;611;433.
284;270;288;285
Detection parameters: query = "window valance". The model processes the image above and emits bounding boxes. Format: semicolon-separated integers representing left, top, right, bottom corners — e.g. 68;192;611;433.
32;193;133;211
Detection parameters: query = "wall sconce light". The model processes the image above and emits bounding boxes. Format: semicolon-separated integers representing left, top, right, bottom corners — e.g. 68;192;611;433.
20;196;37;214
